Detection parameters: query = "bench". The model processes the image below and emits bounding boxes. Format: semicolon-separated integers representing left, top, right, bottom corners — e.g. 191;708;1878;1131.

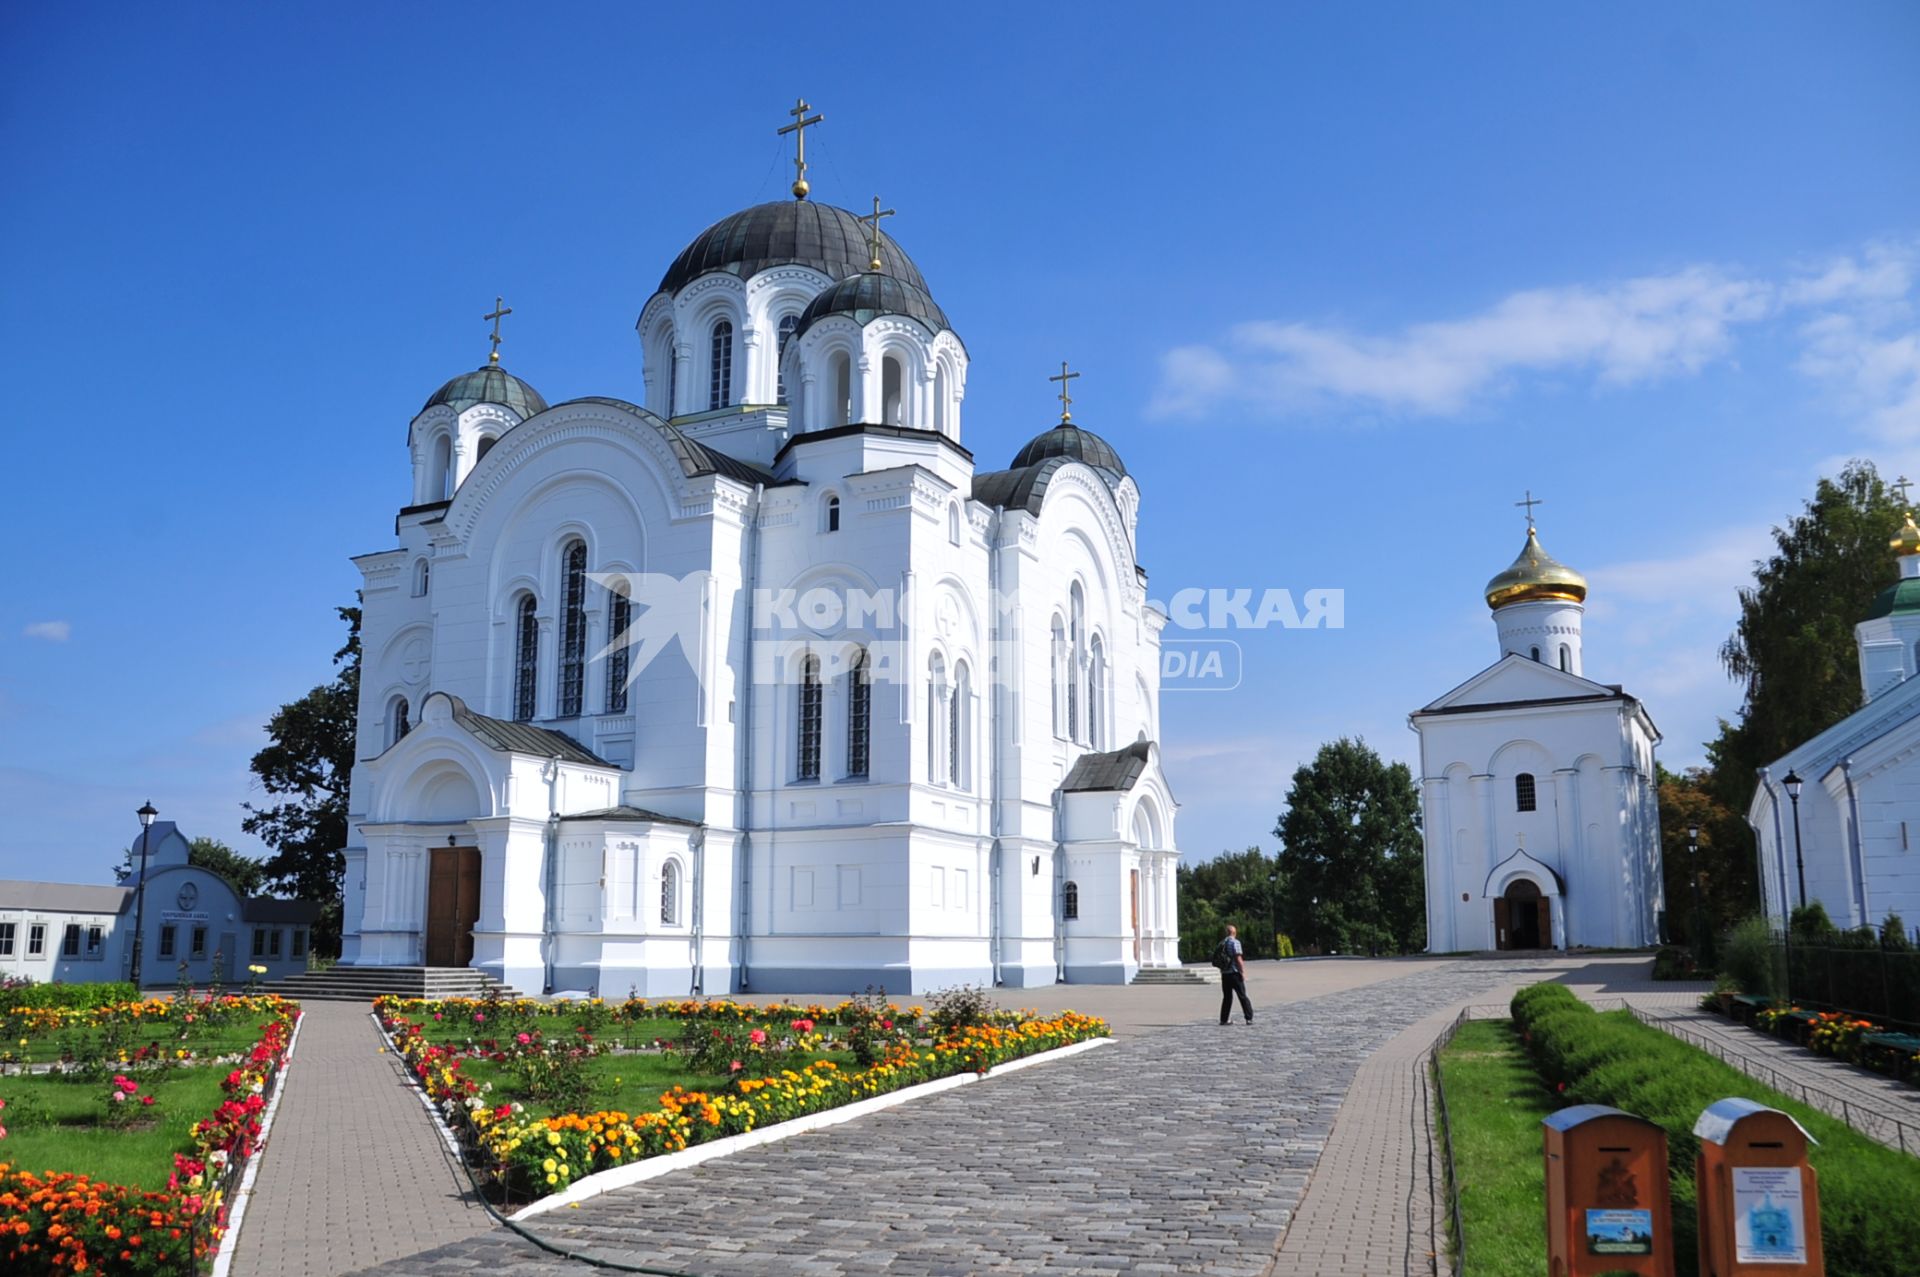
1775;1008;1821;1044
1861;1031;1920;1081
1728;994;1770;1024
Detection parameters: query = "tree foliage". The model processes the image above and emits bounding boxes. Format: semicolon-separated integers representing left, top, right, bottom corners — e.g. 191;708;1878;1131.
1656;765;1754;953
1177;846;1287;961
242;603;359;955
113;836;267;897
1274;737;1425;955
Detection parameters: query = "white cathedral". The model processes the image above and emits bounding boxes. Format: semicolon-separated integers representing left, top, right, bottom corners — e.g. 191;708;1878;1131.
337;148;1181;995
1411;520;1664;951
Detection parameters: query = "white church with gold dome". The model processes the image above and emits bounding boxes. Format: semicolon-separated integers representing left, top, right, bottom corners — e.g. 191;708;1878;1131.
1410;512;1664;951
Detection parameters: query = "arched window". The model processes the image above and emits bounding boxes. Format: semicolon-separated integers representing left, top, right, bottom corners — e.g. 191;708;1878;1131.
1529;646;1541;662
1069;584;1086;742
666;335;678;414
1050;616;1067;738
830;351;852;426
605;580;631;714
1558;644;1571;672
1515;772;1537;812
387;696;410;747
824;494;841;533
475;435;497;463
708;320;733;410
797;654;822;781
513;595;539;721
1063;880;1079;921
411;558;429;598
928;652;948;783
1088;636;1106;750
430;433;453;502
950;661;971;789
882;355;905;426
947;502;962;545
934;363;950;436
660;860;681;926
557;541;587;718
776;313;799;405
847;647;871;778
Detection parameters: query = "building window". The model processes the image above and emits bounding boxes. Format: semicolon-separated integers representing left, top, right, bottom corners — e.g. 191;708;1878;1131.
830;351;852;426
661;861;681;926
1088;636;1106;750
847;647;871;778
514;594;539;721
28;924;45;956
388;696;410;748
476;435;497;462
776;313;799;405
269;929;283;958
950;661;971;789
159;926;176;959
0;922;13;956
1051;616;1067;738
85;926;102;955
412;558;429;597
431;433;453;502
252;929;266;958
62;924;80;957
709;320;733;410
1515;772;1537;812
824;494;840;533
1063;880;1080;921
797;655;823;781
1558;644;1571;672
928;653;950;783
948;502;962;545
1068;584;1086;742
192;926;207;958
882;354;905;425
558;540;587;717
1529;646;1540;662
292;929;307;958
606;581;631;714
667;337;678;414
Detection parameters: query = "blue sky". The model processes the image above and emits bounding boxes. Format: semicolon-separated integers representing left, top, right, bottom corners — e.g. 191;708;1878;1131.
3;3;1917;881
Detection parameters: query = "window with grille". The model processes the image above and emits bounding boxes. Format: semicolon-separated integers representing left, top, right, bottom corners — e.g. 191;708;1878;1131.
661;861;681;925
1516;772;1537;812
797;655;823;780
776;313;799;404
606;582;631;713
86;926;102;955
847;648;871;778
709;320;733;410
514;595;539;721
62;925;80;956
558;542;587;717
29;924;44;956
1063;881;1079;920
159;926;176;958
0;922;13;956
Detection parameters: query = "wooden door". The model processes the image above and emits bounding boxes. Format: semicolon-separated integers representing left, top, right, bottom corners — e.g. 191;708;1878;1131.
426;846;481;968
1535;898;1553;950
1130;869;1141;963
1493;898;1510;950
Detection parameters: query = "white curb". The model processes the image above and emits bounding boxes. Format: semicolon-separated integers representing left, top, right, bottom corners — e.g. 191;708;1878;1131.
211;1007;305;1277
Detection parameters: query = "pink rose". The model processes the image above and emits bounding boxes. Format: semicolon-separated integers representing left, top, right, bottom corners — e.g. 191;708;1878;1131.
516;1032;532;1045
749;1029;767;1045
730;1060;743;1072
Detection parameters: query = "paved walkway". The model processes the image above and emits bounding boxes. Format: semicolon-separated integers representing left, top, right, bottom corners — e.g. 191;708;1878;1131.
230;1001;493;1275
357;957;1564;1276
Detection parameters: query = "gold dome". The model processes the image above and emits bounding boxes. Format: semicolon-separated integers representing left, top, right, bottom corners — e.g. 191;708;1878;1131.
1485;527;1589;610
1892;512;1920;557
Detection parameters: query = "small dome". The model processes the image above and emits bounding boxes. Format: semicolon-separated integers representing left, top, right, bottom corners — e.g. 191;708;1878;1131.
422;364;548;420
658;201;928;296
795;272;949;338
1892;512;1920;557
1485;527;1588;610
1010;423;1128;478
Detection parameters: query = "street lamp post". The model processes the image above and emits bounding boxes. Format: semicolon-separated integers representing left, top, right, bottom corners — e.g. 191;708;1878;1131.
129;802;158;988
1783;770;1806;910
1686;823;1702;952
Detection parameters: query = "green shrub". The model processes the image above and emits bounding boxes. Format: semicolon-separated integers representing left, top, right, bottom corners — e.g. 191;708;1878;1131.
2;981;139;1010
1881;912;1911;952
1791;900;1836;940
1651;946;1701;981
1717;916;1779;999
1510;982;1920;1277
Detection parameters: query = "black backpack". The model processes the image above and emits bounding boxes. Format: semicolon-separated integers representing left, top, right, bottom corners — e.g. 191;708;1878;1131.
1211;939;1236;972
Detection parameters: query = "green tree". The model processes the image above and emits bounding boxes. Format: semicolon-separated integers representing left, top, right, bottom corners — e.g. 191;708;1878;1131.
113;836;267;896
1177;846;1284;960
1657;765;1754;956
242;603;359;955
1274;737;1425;955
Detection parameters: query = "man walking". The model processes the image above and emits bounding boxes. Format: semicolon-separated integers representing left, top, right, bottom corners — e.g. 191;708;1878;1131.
1216;924;1254;1024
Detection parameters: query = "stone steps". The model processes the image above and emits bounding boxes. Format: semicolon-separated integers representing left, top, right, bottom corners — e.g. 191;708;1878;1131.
1130;964;1221;986
259;965;524;1004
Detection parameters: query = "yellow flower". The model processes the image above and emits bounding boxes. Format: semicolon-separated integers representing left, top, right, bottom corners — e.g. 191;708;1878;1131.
543;1158;556;1173
546;1173;558;1185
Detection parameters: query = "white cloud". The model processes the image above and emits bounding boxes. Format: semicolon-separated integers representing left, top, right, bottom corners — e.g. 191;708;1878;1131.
23;621;71;642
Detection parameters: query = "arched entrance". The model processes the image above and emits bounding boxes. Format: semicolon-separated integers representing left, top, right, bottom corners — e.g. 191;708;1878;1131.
1496;878;1551;950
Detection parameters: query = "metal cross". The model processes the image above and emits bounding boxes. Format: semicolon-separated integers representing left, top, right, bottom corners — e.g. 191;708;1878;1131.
1896;475;1914;507
483;296;512;365
777;98;824;200
862;195;896;271
1049;361;1081;422
1515;489;1544;530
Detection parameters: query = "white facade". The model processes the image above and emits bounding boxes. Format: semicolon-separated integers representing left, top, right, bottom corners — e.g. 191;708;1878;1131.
1411;530;1664;951
341;198;1181;996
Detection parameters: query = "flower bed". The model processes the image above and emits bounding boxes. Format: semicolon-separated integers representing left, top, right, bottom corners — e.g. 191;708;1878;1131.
377;996;1107;1203
0;994;300;1274
1731;999;1920;1083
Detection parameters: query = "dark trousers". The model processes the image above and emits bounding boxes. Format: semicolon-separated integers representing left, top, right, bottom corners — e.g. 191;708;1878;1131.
1220;970;1253;1023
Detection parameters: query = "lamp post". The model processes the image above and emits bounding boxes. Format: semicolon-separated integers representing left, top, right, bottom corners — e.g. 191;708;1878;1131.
1310;895;1319;955
1267;868;1280;960
129;801;158;988
1783;769;1806;910
1686;823;1701;950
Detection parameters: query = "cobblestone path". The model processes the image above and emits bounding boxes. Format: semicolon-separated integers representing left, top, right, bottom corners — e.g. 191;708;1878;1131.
358;957;1564;1277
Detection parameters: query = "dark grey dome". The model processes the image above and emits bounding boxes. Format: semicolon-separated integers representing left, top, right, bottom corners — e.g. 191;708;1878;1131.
795;272;949;338
659;201;928;296
1009;423;1127;477
422;364;549;420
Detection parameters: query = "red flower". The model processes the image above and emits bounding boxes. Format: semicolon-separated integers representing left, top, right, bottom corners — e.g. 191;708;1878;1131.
141;1095;157;1107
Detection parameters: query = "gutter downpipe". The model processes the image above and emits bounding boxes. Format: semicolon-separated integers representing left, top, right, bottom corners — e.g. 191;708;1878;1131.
736;483;764;991
988;505;1005;987
1052;789;1066;984
543;755;562;996
689;826;705;996
1840;759;1870;927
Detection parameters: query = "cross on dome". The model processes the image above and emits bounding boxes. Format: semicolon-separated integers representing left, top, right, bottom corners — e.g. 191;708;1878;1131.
862;196;896;271
1515;488;1544;531
483;296;512;365
1895;474;1913;508
777;97;825;200
1049;360;1081;422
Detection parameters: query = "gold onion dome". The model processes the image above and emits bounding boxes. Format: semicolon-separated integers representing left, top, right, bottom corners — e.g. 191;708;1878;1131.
1484;527;1589;610
1892;512;1920;556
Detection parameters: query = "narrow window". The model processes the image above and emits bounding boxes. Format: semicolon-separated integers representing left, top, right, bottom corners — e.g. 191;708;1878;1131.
558;541;587;717
291;929;307;958
1088;637;1106;750
797;655;823;781
29;923;45;956
159;925;176;958
951;662;971;789
475;435;497;462
948;502;962;545
825;494;841;533
1050;616;1067;737
0;922;14;956
667;338;678;414
661;861;681;925
388;696;410;747
412;558;429;597
606;581;631;714
934;363;949;435
928;653;949;783
1558;644;1571;672
86;926;102;955
882;355;905;425
63;924;80;956
1063;880;1080;921
192;926;207;957
431;433;453;501
847;648;871;778
1068;585;1086;742
1515;772;1537;812
1529;645;1540;662
252;929;266;957
269;928;282;957
831;352;852;426
709;319;733;410
514;595;540;721
776;313;799;404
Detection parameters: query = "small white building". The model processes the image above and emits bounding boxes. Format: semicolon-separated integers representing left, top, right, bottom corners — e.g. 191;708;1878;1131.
0;821;318;987
1411;523;1664;951
1748;513;1920;929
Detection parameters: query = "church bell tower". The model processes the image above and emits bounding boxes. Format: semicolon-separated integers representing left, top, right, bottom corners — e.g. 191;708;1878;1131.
1483;493;1587;676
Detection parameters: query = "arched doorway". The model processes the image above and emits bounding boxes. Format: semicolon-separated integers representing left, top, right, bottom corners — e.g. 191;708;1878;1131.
1496;878;1551;950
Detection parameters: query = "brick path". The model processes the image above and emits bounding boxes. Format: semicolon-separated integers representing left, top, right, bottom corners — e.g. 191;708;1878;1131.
229;1000;493;1275
355;957;1561;1276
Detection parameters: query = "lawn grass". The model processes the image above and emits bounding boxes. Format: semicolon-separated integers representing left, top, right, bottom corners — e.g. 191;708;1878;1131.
448;1042;863;1118
2;1021;270;1066
1435;1018;1554;1276
0;1064;229;1190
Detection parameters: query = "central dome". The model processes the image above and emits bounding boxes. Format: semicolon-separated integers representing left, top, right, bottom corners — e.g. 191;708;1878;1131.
1010;423;1128;477
658;201;928;296
1484;527;1588;610
421;364;548;420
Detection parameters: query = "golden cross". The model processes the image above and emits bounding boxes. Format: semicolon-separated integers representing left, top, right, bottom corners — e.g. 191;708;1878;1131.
862;195;896;271
483;296;511;365
1515;489;1544;530
1896;475;1914;507
777;97;824;200
1049;361;1081;422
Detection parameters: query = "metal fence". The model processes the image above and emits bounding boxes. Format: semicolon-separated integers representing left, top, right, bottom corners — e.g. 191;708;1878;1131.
1778;942;1920;1031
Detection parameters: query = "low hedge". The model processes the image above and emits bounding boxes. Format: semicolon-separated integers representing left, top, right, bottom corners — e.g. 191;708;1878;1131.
2;980;140;1010
1510;982;1920;1277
